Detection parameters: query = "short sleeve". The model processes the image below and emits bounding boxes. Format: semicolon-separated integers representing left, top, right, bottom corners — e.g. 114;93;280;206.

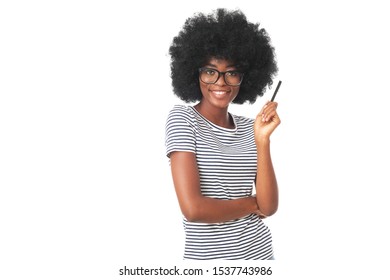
165;106;196;158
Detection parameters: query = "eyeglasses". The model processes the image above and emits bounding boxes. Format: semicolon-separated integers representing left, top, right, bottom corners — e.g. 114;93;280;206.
198;67;244;86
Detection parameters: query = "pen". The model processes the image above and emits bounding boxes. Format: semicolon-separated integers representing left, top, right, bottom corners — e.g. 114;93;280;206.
271;80;282;102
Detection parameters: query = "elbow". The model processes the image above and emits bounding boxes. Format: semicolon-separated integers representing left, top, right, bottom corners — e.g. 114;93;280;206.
181;204;202;222
184;214;198;223
178;194;206;222
258;202;278;217
256;194;278;217
261;207;278;217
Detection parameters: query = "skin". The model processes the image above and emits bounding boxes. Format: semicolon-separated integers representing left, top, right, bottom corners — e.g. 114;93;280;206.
170;57;280;222
254;100;280;216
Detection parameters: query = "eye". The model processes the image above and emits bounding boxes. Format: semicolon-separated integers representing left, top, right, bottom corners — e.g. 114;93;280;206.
205;69;216;75
226;71;239;77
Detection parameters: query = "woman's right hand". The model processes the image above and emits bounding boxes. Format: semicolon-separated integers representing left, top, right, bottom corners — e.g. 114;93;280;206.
252;195;267;219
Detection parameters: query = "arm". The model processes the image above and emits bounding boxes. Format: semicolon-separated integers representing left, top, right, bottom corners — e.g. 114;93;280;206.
170;151;260;223
253;101;281;217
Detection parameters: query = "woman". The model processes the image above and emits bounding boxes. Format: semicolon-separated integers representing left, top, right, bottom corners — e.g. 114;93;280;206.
165;8;280;260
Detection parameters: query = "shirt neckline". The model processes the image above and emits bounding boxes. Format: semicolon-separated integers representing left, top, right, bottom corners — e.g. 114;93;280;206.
190;106;238;133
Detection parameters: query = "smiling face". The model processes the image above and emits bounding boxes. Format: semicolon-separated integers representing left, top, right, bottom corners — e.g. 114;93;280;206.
198;57;241;110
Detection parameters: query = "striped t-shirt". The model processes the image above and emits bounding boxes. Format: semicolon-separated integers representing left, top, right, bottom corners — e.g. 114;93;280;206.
165;105;273;260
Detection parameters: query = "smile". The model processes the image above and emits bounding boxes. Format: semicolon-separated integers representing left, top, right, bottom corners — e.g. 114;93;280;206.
211;90;230;96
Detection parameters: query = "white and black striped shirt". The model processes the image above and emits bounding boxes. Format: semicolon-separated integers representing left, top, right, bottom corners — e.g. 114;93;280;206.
165;105;273;260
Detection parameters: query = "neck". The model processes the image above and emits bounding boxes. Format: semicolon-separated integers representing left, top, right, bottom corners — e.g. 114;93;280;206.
194;102;234;129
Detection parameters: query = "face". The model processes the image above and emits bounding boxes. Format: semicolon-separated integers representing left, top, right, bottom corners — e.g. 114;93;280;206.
198;57;241;110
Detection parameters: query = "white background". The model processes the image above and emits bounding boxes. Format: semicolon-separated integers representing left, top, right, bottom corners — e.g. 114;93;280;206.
1;0;390;279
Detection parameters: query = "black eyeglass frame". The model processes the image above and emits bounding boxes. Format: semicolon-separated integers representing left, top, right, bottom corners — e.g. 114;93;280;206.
198;67;244;86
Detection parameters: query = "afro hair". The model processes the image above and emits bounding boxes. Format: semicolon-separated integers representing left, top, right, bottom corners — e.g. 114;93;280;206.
169;8;278;104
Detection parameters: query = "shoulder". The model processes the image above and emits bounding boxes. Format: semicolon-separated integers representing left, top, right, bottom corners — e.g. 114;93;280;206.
166;105;196;124
169;104;194;114
166;105;197;131
165;105;197;156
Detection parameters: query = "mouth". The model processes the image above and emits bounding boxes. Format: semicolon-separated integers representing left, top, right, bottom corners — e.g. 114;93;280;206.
210;90;230;98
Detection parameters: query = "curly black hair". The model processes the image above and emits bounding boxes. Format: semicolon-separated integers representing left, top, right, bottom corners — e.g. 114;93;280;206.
169;8;278;104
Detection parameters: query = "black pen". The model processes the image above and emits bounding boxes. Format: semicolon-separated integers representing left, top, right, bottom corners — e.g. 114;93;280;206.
271;80;282;102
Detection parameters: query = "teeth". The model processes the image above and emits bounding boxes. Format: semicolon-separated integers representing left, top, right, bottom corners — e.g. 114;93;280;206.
213;91;226;95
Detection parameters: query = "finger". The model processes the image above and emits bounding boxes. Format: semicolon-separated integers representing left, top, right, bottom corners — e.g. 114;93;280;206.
258;100;270;116
256;101;273;122
263;111;278;122
262;102;277;116
262;103;278;122
257;101;279;123
263;101;278;112
255;210;267;219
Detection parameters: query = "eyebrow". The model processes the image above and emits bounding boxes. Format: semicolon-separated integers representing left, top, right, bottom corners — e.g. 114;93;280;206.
205;63;237;69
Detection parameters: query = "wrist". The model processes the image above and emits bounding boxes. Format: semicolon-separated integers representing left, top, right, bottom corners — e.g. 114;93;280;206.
255;137;271;146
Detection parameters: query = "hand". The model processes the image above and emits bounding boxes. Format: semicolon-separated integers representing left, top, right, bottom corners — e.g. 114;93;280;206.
254;101;281;142
251;195;267;219
254;209;267;219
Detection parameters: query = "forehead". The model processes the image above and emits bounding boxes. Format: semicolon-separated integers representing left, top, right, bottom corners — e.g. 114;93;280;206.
204;57;236;68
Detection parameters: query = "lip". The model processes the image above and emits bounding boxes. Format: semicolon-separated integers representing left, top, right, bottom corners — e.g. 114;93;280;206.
210;89;230;94
210;89;230;99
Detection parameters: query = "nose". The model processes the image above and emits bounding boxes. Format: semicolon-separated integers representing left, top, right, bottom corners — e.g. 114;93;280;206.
215;73;227;86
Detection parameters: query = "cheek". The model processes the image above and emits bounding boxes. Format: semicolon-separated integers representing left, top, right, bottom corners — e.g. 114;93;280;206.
199;83;209;96
233;87;241;97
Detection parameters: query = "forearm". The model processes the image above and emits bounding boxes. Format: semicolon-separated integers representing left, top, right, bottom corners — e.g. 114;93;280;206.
171;151;260;223
255;138;279;216
182;196;258;223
